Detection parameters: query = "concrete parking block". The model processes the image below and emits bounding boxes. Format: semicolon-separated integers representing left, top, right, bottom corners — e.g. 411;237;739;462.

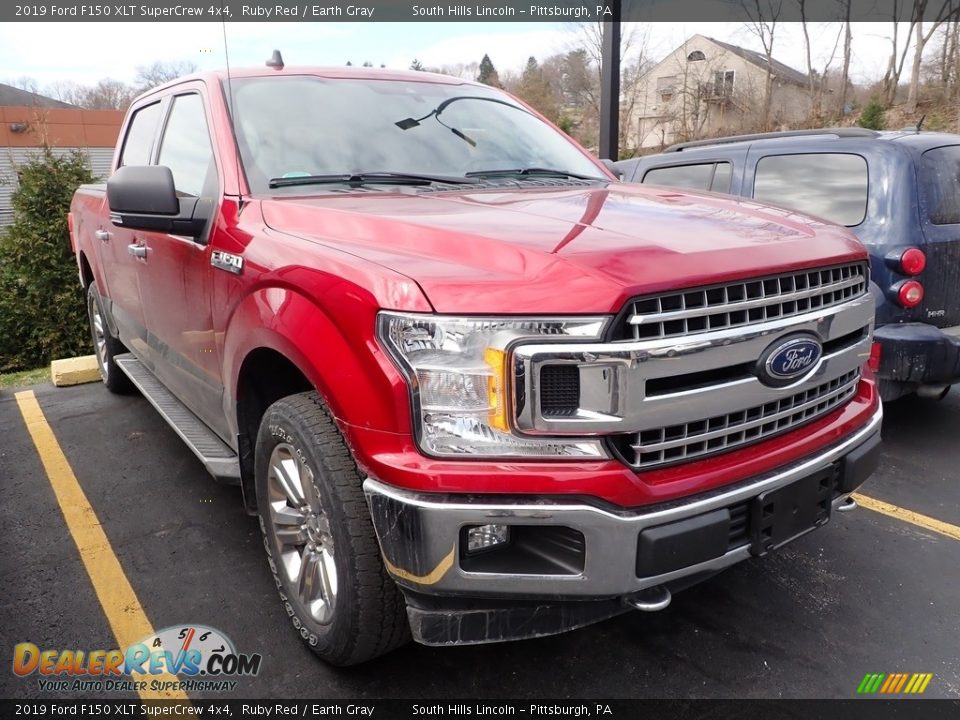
50;355;100;387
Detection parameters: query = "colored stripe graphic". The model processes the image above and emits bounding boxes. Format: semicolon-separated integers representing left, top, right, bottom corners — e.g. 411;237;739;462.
857;672;932;694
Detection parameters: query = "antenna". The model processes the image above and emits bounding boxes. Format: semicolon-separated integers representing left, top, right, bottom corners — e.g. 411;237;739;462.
266;50;284;70
916;114;926;133
221;21;243;199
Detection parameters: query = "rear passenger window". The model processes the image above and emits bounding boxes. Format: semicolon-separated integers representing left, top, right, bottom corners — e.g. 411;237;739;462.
754;153;868;226
642;162;732;192
119;103;161;167
921;145;960;225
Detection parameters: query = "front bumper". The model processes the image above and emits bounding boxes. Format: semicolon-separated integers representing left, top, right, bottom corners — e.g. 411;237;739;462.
364;405;882;644
874;322;960;385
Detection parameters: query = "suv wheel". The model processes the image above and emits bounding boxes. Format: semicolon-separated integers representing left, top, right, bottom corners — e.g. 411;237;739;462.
86;282;133;394
255;391;410;665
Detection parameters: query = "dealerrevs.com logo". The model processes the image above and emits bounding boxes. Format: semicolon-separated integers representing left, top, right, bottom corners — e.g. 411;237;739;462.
12;625;262;693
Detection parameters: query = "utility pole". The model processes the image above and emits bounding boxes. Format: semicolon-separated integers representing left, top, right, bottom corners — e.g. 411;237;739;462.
599;0;622;160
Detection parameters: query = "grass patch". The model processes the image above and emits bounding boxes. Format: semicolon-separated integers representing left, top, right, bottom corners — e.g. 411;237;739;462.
0;366;49;389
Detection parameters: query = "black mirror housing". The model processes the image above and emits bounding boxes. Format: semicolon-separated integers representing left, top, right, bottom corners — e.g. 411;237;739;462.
107;165;206;238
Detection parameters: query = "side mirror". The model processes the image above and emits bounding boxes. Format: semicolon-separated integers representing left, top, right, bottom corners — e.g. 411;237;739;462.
107;165;207;238
600;158;624;181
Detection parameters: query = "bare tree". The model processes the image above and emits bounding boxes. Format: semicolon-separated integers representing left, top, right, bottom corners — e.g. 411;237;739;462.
134;60;198;92
564;22;652;151
838;0;853;116
741;0;784;131
905;0;960;113
797;1;844;122
73;79;138;110
4;76;41;94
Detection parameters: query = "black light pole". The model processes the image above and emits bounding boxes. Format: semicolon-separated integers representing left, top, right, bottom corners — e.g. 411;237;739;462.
598;1;621;160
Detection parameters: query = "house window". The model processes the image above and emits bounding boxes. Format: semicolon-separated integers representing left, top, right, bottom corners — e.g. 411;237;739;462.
656;75;678;101
713;70;735;96
642;162;733;193
687;50;706;62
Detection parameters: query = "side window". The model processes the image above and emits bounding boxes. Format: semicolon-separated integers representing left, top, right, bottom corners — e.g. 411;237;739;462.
157;94;216;198
119;103;161;167
642;162;732;193
754;153;868;226
920;145;960;225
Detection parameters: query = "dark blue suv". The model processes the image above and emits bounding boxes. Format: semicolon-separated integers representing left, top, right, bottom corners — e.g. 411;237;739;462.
615;128;960;401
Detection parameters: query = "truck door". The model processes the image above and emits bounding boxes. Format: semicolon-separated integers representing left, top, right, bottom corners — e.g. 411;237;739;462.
134;89;227;438
103;100;163;351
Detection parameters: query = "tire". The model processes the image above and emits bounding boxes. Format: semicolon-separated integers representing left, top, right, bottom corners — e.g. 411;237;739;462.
86;282;134;394
255;391;410;665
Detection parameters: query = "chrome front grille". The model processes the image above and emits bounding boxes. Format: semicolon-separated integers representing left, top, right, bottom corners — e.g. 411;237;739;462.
615;369;861;469
622;263;868;341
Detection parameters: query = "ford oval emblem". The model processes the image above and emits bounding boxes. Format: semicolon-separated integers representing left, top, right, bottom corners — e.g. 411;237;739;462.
757;335;822;387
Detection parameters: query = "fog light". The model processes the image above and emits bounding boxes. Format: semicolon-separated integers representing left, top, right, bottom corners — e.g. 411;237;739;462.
465;524;510;554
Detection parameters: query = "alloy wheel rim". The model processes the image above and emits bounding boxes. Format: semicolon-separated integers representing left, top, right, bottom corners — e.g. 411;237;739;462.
266;443;337;625
90;298;107;376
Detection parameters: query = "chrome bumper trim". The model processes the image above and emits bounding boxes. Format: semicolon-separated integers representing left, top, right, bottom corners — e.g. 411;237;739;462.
513;293;874;435
363;403;882;598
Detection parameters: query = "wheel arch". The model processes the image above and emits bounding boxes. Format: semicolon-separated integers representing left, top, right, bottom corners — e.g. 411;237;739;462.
223;286;411;513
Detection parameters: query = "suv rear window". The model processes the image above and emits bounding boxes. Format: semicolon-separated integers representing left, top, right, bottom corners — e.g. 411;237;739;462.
642;162;732;192
754;153;868;226
921;145;960;225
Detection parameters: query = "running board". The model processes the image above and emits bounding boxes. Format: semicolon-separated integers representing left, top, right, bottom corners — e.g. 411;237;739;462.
115;354;241;483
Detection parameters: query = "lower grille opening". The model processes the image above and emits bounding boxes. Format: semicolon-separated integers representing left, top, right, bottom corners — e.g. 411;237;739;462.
459;525;585;575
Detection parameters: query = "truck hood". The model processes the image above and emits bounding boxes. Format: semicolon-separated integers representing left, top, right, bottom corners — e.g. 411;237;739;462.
259;183;867;314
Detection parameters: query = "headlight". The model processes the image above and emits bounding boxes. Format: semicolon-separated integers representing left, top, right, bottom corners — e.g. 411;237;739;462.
377;312;610;458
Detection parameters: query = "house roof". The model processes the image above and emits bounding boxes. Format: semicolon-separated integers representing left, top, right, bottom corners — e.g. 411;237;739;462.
706;37;809;88
0;83;74;108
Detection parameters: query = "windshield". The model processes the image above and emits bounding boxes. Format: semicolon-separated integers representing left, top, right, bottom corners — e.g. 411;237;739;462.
227;75;607;193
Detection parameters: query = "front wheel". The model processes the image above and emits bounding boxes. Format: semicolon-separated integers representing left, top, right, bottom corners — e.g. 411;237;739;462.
255;391;410;665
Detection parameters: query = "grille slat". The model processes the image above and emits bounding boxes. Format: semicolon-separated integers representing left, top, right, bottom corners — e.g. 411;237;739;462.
625;263;867;341
621;370;861;469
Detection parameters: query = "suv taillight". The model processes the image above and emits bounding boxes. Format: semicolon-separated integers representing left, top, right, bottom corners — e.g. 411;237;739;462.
886;247;926;276
891;279;924;308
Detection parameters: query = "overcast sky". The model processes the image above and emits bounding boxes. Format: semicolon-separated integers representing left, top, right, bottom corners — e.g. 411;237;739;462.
0;21;913;90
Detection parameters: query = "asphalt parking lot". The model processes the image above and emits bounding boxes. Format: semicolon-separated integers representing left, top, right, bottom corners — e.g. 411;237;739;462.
1;380;959;701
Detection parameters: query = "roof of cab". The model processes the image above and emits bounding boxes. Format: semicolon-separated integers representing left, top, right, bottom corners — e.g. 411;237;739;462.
663;127;960;155
134;65;478;104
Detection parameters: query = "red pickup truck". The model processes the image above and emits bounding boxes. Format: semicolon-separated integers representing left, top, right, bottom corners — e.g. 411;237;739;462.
70;64;882;665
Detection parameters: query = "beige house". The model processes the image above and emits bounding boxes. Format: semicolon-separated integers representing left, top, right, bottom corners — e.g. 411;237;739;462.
628;35;813;151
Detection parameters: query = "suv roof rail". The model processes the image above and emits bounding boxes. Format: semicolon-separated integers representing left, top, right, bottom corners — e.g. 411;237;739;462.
664;127;881;152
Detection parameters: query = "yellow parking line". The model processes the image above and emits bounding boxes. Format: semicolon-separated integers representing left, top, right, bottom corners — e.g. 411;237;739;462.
14;390;187;701
853;493;960;542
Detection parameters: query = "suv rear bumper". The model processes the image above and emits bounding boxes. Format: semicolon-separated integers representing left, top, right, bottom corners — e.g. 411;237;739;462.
363;406;882;644
874;322;960;386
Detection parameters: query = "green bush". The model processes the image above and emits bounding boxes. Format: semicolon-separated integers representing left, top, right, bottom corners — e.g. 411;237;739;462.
0;148;94;373
857;98;886;130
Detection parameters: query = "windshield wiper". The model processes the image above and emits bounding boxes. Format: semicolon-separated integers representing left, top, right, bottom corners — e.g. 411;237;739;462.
268;172;475;189
464;167;603;181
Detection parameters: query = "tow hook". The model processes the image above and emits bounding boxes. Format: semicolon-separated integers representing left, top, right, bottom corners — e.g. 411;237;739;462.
624;585;672;612
836;496;858;513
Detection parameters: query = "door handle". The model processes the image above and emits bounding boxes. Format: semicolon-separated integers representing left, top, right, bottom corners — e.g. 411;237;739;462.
127;243;147;258
94;229;111;242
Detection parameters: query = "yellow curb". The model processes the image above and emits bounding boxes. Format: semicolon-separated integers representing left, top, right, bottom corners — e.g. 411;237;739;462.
50;355;100;387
